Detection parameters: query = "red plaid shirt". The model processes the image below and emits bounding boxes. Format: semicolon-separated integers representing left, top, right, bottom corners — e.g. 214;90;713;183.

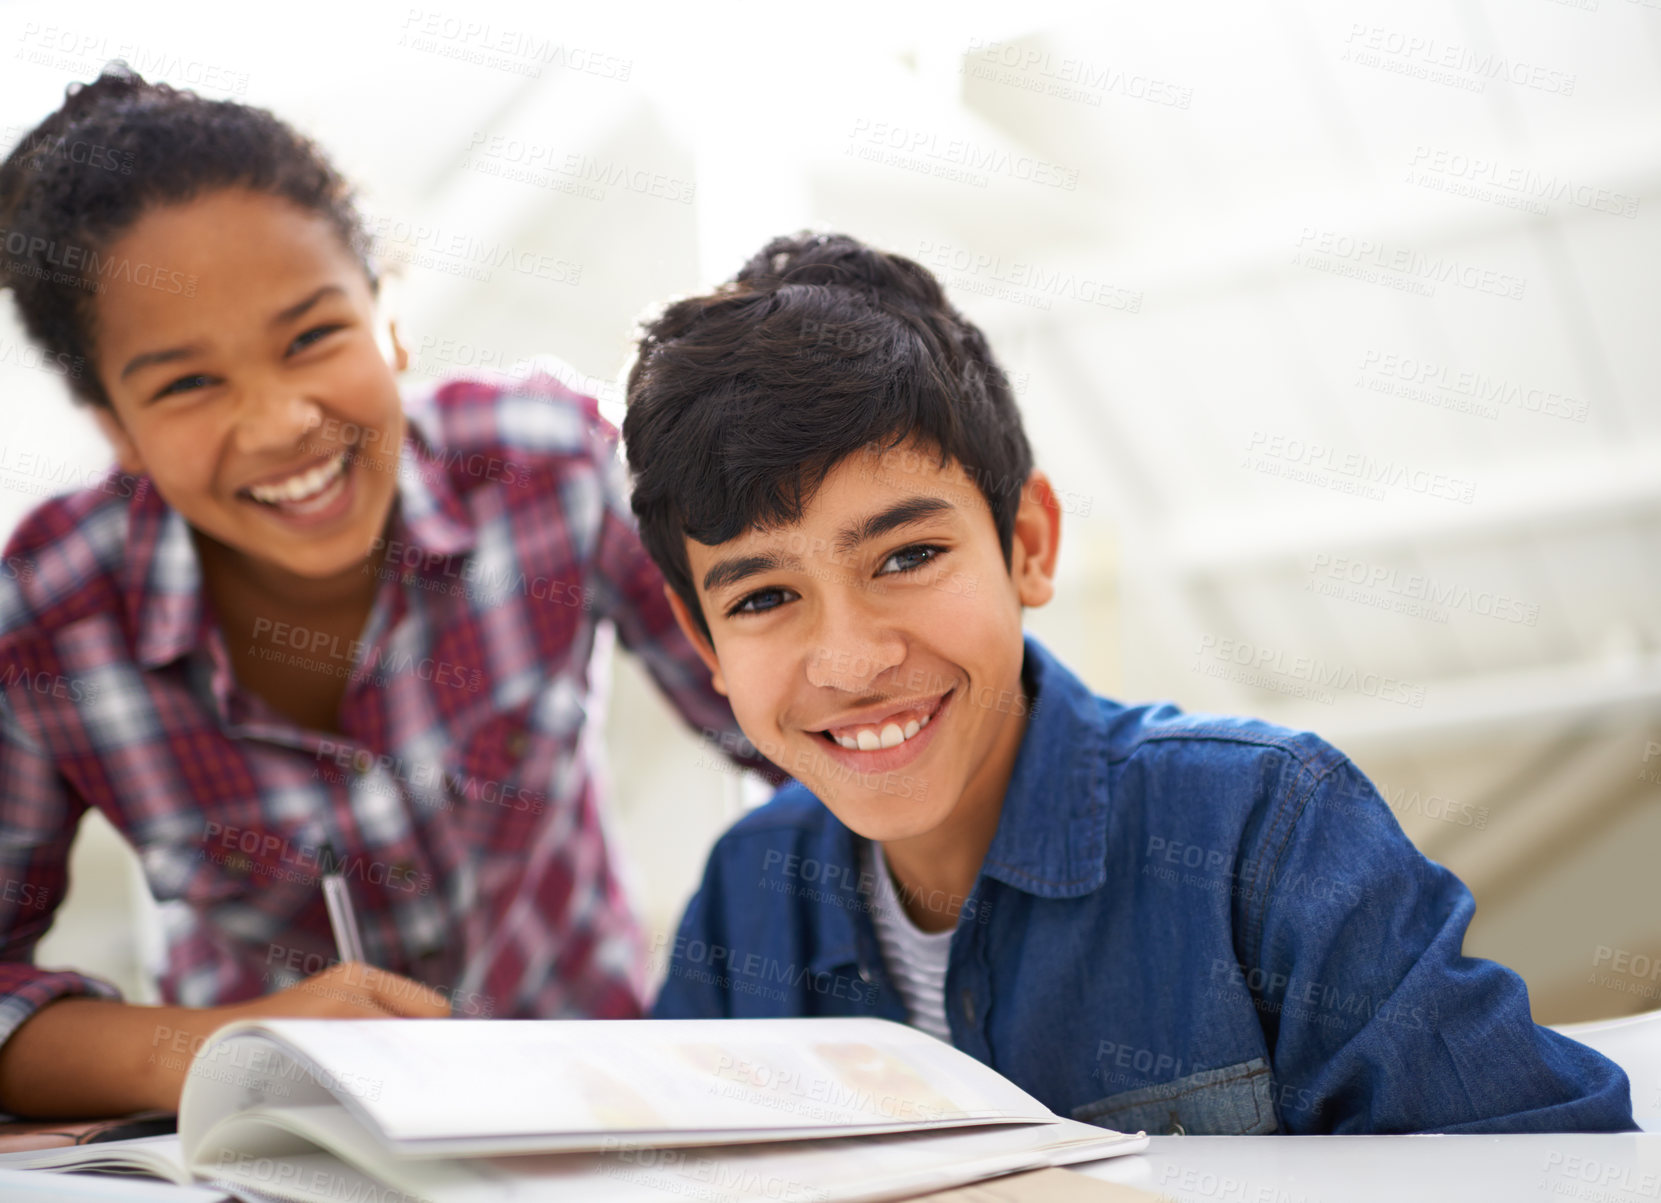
0;372;749;1043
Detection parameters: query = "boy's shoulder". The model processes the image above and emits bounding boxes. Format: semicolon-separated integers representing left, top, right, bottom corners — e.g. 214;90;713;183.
1094;700;1374;850
1027;637;1353;800
1;479;139;647
1009;639;1390;879
1100;697;1349;781
1029;628;1355;790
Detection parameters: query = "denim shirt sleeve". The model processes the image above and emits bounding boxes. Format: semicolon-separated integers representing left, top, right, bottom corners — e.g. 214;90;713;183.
1238;755;1635;1133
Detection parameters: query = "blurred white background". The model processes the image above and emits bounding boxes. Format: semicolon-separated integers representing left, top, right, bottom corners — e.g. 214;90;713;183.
1;0;1657;1021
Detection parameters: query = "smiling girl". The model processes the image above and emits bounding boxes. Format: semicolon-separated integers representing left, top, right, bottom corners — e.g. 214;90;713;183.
0;65;755;1117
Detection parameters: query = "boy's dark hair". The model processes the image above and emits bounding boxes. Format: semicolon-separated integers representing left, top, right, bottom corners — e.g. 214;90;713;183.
623;231;1033;640
0;63;372;408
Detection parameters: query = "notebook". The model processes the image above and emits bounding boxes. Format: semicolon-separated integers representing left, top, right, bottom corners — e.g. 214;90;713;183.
0;1017;1147;1201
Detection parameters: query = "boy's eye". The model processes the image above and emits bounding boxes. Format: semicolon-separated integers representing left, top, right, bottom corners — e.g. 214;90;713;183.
153;373;216;401
878;544;943;575
288;324;343;354
726;586;797;618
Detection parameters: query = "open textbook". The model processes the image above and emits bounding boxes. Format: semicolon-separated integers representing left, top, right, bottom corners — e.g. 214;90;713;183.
0;1017;1147;1201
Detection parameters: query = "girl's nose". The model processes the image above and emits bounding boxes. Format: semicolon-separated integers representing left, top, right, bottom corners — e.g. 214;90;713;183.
232;386;324;456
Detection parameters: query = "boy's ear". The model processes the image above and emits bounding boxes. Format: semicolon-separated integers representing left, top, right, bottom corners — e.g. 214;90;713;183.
1011;469;1061;609
91;406;145;476
664;584;727;696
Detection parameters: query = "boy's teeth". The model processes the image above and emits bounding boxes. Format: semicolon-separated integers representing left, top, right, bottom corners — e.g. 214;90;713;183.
831;710;933;752
248;453;346;504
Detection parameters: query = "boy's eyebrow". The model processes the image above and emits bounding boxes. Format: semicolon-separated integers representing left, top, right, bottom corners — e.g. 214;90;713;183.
703;551;804;594
701;496;957;593
833;495;955;555
272;284;345;327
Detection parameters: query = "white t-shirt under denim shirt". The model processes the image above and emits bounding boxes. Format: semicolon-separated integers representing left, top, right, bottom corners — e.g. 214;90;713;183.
862;840;953;1041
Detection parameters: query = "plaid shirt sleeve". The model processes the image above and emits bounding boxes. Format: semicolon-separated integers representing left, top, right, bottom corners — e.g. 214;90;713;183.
587;418;786;785
0;695;121;1053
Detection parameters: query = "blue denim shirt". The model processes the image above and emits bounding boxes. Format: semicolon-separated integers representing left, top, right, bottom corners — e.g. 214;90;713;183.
652;636;1634;1135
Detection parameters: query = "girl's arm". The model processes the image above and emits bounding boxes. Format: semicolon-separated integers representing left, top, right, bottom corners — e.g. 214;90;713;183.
0;700;450;1118
0;962;450;1117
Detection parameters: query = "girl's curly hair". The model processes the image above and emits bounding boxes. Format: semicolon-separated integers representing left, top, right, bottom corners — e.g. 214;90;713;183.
0;63;372;407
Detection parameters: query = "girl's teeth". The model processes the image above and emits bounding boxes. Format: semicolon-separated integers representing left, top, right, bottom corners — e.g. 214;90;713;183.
248;453;346;504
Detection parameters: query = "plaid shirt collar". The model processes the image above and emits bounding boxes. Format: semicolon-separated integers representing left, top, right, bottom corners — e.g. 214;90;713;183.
125;424;478;670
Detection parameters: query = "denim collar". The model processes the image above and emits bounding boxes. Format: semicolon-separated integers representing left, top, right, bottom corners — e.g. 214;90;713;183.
979;634;1111;898
806;634;1111;973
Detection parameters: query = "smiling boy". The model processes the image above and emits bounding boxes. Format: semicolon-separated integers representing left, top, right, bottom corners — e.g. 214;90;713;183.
628;232;1634;1134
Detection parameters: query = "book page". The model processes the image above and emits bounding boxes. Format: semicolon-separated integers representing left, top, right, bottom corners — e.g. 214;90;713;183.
0;1133;191;1183
0;1165;232;1202
191;1105;433;1203
185;1018;1059;1155
902;1167;1167;1202
197;1107;1143;1203
0;1112;176;1156
401;1118;1146;1203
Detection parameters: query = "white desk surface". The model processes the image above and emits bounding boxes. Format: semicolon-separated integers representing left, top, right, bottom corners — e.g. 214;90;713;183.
1072;1133;1661;1202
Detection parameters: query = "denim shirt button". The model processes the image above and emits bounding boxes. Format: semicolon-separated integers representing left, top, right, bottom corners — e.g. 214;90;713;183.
961;988;976;1026
1168;1120;1187;1136
857;963;873;984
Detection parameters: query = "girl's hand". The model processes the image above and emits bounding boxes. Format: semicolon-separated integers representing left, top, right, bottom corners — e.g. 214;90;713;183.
0;968;456;1118
147;964;454;1108
226;961;454;1021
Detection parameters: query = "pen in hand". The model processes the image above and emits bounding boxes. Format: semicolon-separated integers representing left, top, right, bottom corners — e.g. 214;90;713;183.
316;843;453;1017
321;841;367;966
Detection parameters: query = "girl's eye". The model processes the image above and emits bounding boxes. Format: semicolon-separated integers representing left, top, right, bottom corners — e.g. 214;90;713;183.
878;544;943;575
153;374;216;401
289;324;342;354
727;586;797;618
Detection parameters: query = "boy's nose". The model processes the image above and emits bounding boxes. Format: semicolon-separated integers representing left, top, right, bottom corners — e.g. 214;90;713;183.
803;607;906;692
